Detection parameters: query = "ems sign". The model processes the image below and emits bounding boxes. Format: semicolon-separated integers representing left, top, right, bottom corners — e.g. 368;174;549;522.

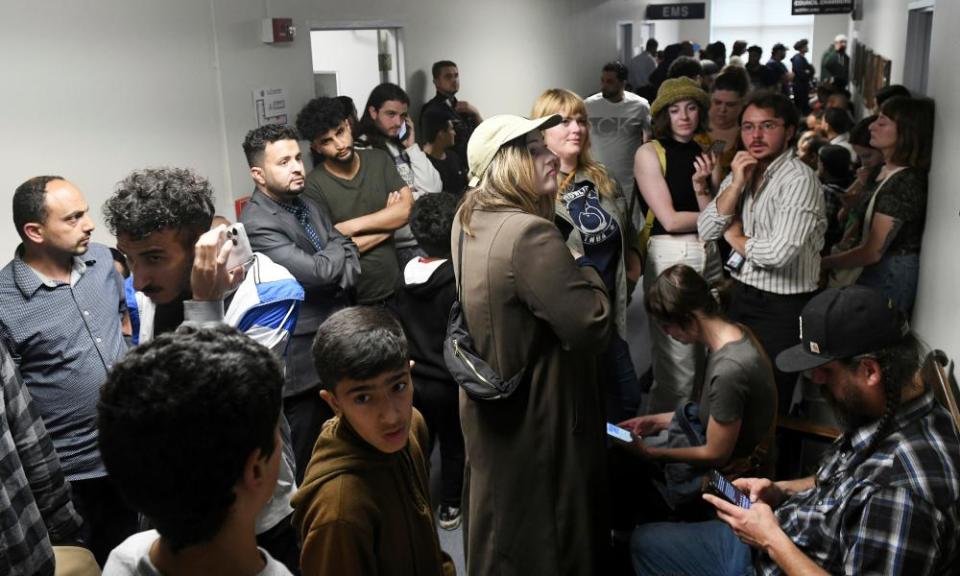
791;0;853;15
645;3;706;20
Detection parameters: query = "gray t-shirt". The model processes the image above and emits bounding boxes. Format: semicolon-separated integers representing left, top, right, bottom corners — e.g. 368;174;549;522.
304;148;407;303
697;330;777;460
103;530;292;575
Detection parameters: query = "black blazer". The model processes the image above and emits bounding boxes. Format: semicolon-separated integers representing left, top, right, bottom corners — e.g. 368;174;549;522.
241;190;361;395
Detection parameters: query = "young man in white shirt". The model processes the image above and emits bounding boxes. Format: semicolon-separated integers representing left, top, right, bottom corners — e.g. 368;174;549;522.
100;325;292;576
584;61;651;228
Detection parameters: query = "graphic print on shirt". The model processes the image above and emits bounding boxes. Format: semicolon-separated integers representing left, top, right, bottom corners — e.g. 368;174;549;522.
561;180;619;246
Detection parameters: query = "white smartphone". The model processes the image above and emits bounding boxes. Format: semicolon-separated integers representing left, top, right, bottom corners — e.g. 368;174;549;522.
606;422;633;443
398;120;408;141
224;223;254;271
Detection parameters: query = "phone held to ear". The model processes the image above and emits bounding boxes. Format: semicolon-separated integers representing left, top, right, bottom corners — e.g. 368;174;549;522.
703;470;751;508
606;422;634;443
224;223;254;272
398;120;408;141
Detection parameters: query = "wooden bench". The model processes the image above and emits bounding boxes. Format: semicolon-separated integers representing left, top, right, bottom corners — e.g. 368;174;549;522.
777;415;840;441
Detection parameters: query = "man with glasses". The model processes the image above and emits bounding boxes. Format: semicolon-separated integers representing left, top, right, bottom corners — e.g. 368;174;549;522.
631;286;960;575
698;91;825;414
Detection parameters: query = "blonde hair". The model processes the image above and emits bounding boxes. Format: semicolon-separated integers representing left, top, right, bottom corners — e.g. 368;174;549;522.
458;137;552;234
531;88;616;197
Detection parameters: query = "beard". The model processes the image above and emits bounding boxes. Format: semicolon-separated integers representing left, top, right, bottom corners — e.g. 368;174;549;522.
821;382;871;432
327;147;355;166
265;179;302;199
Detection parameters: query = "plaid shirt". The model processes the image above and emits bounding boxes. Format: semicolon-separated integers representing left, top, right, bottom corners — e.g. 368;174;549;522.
758;391;960;575
0;342;85;576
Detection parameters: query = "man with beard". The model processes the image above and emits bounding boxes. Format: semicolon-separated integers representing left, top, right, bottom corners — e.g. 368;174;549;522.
698;91;825;414
106;165;313;572
585;60;651;227
298;96;412;306
237;125;361;484
821;34;850;90
356;83;442;264
631;286;960;575
0;176;135;564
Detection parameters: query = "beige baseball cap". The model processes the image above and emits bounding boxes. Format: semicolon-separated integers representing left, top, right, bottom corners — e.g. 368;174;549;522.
467;114;562;187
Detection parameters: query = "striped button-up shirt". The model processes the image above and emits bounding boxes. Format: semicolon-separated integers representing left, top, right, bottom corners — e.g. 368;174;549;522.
0;243;127;480
757;392;960;575
0;342;85;576
698;149;825;294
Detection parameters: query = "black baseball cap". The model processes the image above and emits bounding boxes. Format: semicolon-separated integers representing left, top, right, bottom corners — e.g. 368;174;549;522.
776;286;910;373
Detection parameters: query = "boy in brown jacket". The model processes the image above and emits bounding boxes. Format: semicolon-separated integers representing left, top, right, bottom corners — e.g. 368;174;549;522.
292;306;455;575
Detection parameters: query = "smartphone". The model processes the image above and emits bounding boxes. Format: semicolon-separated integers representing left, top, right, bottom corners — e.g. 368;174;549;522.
704;470;751;509
724;251;745;273
708;139;727;155
224;223;254;272
606;422;633;443
398;120;408;141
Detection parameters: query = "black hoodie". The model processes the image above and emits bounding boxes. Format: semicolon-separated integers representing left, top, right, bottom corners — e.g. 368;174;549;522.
393;258;457;385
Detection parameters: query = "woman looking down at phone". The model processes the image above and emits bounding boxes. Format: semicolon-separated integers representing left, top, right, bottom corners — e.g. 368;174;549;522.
618;264;777;517
453;115;612;574
634;77;724;414
531;88;643;421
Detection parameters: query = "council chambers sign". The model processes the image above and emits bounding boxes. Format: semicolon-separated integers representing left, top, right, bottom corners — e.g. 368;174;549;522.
792;0;854;15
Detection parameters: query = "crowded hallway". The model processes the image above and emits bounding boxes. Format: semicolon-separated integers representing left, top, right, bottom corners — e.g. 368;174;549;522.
3;0;960;574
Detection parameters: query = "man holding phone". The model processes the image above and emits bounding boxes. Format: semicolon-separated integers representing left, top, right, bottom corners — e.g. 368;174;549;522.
104;166;305;573
355;83;443;263
631;286;960;575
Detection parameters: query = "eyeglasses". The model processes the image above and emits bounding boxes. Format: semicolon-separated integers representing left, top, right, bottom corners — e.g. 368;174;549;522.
741;120;785;134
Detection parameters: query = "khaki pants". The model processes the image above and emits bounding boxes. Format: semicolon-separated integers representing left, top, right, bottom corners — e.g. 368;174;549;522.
641;236;722;414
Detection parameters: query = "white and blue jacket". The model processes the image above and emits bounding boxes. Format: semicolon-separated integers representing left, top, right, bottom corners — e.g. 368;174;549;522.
125;252;304;535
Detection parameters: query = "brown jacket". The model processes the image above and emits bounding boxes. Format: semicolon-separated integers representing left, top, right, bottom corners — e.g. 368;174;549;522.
452;208;612;575
291;409;454;576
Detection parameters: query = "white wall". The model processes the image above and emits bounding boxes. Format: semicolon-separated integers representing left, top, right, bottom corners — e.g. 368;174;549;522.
851;0;911;84
0;0;586;252
811;13;849;67
912;0;960;362
310;29;381;104
1;0;234;249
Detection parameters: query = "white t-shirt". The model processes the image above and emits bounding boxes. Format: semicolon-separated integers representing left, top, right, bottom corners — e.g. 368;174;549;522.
103;530;293;576
584;91;651;198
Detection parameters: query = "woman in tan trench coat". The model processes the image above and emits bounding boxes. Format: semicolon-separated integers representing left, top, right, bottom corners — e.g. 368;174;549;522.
452;114;613;575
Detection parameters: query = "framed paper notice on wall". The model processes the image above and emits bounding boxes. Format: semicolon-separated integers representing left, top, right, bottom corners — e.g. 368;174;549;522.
253;87;288;127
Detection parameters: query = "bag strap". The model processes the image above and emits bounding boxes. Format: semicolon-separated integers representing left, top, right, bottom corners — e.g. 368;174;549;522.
456;228;465;300
861;166;907;238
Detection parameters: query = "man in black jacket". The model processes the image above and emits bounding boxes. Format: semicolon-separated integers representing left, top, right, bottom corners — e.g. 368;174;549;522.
392;192;463;531
240;124;361;481
419;60;482;167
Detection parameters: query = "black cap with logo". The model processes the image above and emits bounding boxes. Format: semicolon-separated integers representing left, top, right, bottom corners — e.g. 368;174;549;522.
776;286;910;373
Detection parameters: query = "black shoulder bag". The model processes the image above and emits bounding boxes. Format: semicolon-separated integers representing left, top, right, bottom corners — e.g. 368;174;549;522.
443;229;527;401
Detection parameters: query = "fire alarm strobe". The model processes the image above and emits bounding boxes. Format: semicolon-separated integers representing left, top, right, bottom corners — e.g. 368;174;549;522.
262;18;295;43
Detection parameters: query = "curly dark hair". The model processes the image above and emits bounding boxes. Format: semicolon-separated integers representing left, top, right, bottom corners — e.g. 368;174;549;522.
410;192;459;257
242;124;301;167
295;97;347;144
98;324;283;552
667;56;703;80
312;306;408;392
104;167;214;241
